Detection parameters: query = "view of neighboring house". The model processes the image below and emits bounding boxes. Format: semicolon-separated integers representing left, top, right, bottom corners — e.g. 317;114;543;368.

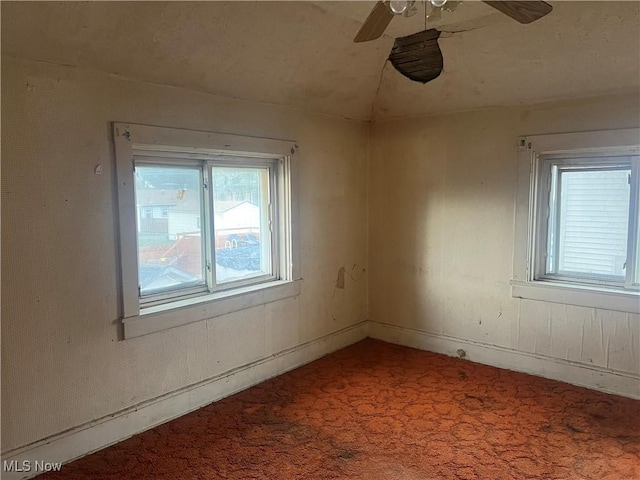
212;200;260;247
135;188;198;239
136;189;263;292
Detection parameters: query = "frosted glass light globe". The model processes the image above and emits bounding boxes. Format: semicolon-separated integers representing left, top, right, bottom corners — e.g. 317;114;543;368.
389;1;409;14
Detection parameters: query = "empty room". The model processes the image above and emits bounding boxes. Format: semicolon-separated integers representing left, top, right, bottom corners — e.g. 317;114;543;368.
1;1;639;479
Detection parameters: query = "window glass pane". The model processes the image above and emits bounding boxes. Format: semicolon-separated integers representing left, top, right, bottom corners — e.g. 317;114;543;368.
212;166;272;284
135;166;204;295
549;167;630;279
546;165;559;273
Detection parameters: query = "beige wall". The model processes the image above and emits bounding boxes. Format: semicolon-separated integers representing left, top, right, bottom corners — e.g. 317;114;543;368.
1;56;369;452
369;94;640;377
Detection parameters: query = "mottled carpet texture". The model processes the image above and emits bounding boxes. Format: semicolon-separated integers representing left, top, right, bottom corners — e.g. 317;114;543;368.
42;339;639;479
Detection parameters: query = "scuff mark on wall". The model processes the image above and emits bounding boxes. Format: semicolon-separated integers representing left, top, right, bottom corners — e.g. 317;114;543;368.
336;266;345;290
348;262;366;282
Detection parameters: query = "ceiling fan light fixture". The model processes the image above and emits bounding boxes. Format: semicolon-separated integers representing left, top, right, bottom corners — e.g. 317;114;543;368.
389;1;410;15
404;1;418;17
354;0;552;44
426;5;442;21
444;1;460;13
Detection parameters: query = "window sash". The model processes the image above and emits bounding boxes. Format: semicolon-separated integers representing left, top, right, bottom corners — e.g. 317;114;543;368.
134;162;208;299
534;155;639;290
208;162;279;292
134;156;280;308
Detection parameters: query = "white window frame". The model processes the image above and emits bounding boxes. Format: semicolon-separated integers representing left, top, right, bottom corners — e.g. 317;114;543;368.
114;123;301;338
512;128;640;314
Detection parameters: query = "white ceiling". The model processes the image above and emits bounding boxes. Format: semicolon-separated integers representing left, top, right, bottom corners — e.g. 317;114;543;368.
2;1;639;121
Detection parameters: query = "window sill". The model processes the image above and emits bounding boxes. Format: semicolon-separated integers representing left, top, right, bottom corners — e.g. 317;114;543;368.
511;280;639;314
123;279;302;339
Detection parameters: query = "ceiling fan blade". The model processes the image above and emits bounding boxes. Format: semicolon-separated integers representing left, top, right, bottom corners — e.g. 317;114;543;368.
354;1;394;43
482;1;552;24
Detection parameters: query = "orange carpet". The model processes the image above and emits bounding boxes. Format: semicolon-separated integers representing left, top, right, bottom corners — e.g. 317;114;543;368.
41;339;640;479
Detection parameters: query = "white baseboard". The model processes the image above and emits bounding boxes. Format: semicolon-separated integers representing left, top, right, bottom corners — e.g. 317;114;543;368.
369;321;640;400
1;321;369;480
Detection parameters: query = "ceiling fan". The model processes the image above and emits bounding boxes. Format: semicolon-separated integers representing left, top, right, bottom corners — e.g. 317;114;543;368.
354;0;552;84
354;0;553;42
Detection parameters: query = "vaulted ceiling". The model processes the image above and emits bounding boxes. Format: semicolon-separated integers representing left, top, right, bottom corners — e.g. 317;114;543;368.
2;1;639;121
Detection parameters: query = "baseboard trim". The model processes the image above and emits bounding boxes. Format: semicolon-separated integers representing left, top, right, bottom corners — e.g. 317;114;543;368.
1;321;369;480
369;321;640;400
